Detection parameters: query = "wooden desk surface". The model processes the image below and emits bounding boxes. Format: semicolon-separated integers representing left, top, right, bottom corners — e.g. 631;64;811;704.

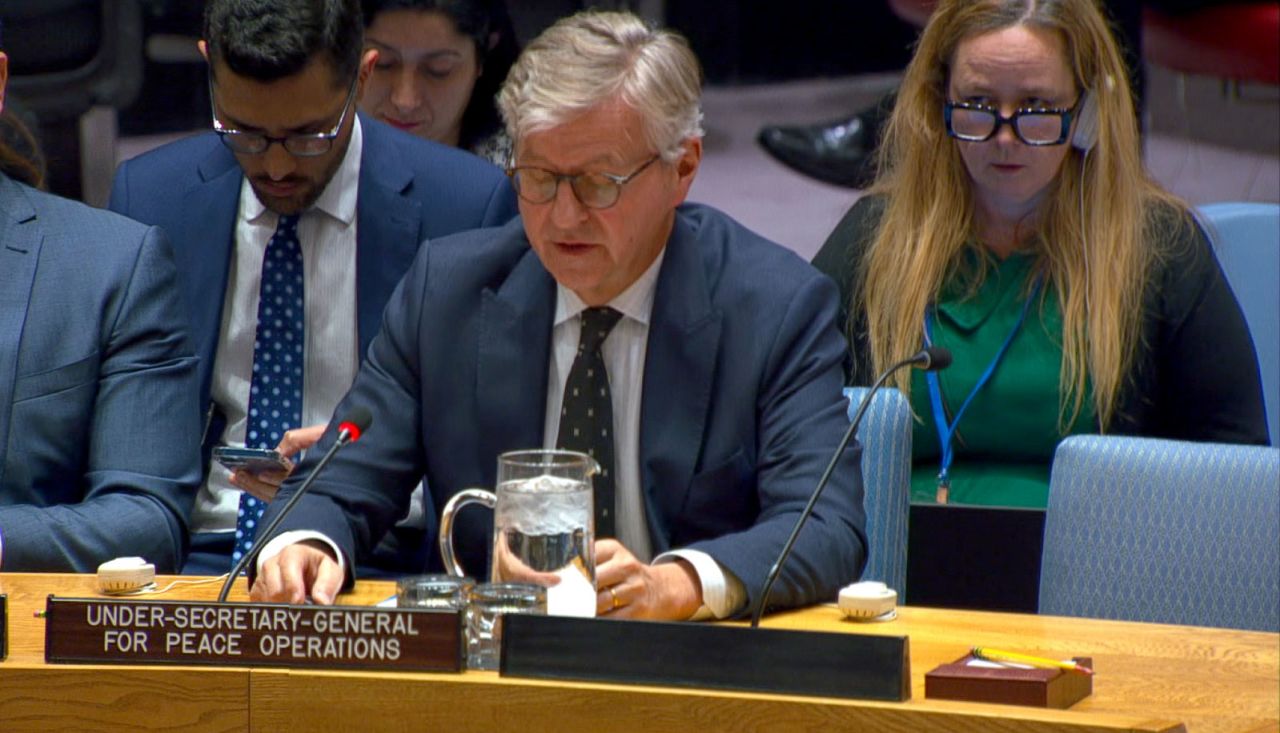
1;573;1276;733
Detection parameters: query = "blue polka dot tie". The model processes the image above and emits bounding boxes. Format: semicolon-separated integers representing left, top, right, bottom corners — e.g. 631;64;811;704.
556;307;623;538
233;213;304;568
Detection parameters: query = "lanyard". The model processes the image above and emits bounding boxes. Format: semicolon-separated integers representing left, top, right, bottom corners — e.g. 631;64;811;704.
925;276;1042;503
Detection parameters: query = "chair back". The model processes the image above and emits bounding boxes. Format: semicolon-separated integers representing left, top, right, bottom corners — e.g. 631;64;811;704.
1;1;145;121
1041;435;1280;631
1196;202;1280;444
0;1;145;205
844;387;912;595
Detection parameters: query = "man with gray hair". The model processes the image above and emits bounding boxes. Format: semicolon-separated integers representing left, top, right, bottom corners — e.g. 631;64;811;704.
252;11;867;620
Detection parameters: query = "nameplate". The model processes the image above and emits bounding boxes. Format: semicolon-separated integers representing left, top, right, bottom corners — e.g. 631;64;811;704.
43;596;462;671
502;614;911;701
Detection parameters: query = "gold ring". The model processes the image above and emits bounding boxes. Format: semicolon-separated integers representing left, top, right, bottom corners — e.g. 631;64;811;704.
607;586;620;610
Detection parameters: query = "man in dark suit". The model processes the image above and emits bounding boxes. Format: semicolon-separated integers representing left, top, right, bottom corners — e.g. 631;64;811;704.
108;0;517;574
0;33;203;571
252;11;866;620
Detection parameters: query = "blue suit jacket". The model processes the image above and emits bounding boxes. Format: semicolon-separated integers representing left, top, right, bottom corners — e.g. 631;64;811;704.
268;204;868;613
107;115;518;422
0;174;202;571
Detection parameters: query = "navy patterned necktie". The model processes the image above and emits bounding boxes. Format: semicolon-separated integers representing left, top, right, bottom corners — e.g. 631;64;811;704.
233;213;304;568
557;307;624;538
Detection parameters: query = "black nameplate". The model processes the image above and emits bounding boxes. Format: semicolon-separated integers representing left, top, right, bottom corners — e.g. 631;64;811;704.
502;615;910;701
1;594;7;661
44;596;462;671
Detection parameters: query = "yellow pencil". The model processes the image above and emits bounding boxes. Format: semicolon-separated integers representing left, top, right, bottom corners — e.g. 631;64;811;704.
971;646;1094;675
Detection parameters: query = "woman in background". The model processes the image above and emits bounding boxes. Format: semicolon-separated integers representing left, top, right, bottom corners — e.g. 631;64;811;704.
814;0;1267;510
360;0;519;163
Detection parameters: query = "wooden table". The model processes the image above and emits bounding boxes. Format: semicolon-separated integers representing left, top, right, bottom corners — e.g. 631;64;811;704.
1;573;1276;732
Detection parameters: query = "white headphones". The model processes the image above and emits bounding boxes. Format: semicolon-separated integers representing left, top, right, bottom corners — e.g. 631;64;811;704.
1071;90;1098;151
1071;73;1116;152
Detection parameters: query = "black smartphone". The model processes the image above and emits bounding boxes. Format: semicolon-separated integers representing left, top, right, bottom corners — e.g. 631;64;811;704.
212;446;292;475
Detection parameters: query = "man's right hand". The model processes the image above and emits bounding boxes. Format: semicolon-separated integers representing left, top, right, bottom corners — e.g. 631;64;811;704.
250;540;344;605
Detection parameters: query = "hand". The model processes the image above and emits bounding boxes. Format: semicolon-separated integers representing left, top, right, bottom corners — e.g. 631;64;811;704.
250;540;344;605
229;424;325;501
492;529;563;588
593;539;702;620
229;467;291;502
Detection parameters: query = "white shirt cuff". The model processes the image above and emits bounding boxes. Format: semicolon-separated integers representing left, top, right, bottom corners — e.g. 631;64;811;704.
655;548;746;620
256;530;347;580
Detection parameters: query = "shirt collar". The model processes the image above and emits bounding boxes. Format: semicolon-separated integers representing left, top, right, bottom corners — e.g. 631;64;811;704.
240;115;363;227
554;248;667;328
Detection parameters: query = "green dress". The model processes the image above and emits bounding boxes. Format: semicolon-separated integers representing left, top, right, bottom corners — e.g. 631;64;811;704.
908;251;1095;508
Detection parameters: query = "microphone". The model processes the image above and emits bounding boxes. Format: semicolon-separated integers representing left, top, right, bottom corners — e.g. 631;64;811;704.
748;346;951;627
217;407;374;602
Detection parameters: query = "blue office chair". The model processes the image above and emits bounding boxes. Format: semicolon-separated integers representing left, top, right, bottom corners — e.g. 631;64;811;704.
1040;435;1280;632
844;387;913;595
1196;202;1280;445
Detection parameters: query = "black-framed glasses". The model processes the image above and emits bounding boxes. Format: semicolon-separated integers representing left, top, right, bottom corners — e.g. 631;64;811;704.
944;99;1079;146
506;155;660;210
209;77;358;157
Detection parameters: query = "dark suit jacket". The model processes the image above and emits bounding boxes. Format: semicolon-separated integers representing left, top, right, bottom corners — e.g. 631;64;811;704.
0;174;202;571
107;115;519;426
266;204;869;613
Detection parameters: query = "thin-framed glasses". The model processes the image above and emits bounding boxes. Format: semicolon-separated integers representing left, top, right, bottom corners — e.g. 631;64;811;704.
944;99;1079;146
506;155;660;210
209;77;358;157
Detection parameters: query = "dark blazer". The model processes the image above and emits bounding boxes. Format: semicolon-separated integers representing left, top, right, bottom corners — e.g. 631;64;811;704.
0;174;202;571
814;195;1269;444
107;114;519;422
266;204;868;613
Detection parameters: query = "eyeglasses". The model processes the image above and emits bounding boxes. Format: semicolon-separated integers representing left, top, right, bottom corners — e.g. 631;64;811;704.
506;155;660;210
209;77;358;157
944;99;1080;146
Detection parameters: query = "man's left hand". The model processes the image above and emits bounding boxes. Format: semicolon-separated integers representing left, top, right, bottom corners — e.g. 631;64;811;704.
594;539;702;620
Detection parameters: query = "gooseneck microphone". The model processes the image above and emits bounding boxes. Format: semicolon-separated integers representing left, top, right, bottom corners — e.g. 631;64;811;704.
748;346;951;627
218;407;374;602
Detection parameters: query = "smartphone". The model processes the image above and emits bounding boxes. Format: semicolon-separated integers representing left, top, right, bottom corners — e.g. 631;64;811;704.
212;446;292;475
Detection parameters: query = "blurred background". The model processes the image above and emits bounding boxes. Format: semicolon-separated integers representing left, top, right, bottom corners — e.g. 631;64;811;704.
2;1;1276;260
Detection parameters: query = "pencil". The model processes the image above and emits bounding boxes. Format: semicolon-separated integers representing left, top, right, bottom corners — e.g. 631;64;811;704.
971;646;1094;675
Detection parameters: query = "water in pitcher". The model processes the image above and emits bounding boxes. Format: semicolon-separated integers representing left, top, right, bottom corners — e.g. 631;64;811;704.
494;475;596;617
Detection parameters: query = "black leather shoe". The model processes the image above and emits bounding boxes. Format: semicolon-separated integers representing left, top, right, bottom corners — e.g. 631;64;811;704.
756;94;894;189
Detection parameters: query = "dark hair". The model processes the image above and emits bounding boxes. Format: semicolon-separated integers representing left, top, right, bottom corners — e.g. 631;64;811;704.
203;0;364;87
0;109;47;189
361;0;519;148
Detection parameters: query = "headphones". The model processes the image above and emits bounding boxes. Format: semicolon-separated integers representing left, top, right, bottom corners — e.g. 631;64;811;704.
1071;72;1116;152
1071;90;1098;151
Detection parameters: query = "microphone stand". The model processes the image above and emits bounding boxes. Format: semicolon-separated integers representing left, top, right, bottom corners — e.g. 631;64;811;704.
749;348;946;627
217;417;367;602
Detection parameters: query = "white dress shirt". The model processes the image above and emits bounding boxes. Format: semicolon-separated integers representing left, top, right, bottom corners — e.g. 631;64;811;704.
542;251;745;620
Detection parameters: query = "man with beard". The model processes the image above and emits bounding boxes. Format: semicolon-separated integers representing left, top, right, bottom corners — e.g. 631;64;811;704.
109;0;517;574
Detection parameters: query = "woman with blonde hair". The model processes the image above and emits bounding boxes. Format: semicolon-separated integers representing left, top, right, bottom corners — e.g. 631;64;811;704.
814;0;1267;511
